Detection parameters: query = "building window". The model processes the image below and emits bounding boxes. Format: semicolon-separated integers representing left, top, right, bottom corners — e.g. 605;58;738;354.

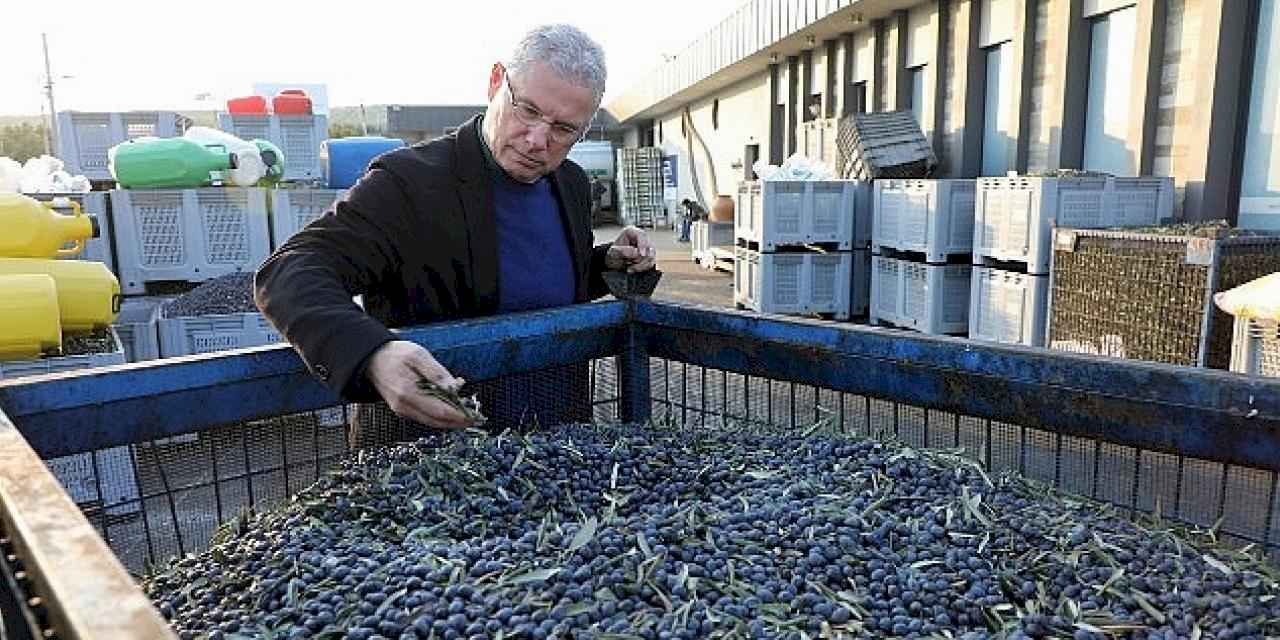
982;42;1015;176
1240;0;1280;230
1083;7;1139;176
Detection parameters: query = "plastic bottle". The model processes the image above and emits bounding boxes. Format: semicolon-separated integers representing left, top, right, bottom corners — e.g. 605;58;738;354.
0;192;98;258
0;274;63;360
0;258;121;333
108;137;238;189
183;127;266;187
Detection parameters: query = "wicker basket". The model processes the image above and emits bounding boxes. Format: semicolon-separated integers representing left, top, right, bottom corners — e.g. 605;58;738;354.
1047;228;1280;369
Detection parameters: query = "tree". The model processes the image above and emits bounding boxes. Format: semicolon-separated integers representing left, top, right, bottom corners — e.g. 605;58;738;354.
328;123;365;139
0;123;49;163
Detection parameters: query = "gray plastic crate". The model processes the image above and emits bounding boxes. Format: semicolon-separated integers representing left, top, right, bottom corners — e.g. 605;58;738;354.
157;310;282;358
973;175;1174;274
56;111;181;181
873;179;976;262
871;255;971;334
837;110;937;180
27;192;115;275
0;328;139;514
110;188;271;295
270;188;346;249
691;220;734;267
113;297;163;362
849;249;871;318
736;180;869;251
734;248;852;319
217;114;328;182
1230;318;1280;377
969;267;1050;347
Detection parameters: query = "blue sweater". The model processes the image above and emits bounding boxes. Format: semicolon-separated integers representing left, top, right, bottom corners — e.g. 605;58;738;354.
492;174;575;313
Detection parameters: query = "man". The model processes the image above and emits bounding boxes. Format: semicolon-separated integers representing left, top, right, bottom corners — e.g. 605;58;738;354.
255;24;655;435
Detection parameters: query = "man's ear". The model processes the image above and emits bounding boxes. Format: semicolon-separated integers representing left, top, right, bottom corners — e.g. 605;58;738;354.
487;62;505;102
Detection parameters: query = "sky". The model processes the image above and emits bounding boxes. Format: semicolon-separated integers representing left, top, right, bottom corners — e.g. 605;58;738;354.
0;0;747;116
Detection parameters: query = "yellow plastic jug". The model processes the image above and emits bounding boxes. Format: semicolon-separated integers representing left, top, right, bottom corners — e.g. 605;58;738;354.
0;274;63;361
0;192;99;259
0;259;120;333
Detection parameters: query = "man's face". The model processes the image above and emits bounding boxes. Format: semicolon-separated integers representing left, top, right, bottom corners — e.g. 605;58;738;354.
484;61;595;183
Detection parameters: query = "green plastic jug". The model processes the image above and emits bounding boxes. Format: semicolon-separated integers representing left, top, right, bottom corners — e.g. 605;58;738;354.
253;139;285;185
108;138;239;189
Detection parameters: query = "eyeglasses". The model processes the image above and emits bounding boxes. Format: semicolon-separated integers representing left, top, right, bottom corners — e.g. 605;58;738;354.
504;73;589;146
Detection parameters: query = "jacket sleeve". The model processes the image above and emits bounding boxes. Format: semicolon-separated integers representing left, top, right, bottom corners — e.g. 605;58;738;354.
254;169;411;401
588;243;612;300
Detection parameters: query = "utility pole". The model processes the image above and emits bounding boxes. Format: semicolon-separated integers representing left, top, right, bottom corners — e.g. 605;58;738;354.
42;33;59;156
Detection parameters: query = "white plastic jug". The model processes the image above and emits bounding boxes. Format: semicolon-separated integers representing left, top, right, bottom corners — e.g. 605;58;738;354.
0;157;21;193
183;126;266;187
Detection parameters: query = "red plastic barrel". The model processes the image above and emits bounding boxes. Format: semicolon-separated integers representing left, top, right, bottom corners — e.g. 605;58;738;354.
226;95;268;114
272;89;313;115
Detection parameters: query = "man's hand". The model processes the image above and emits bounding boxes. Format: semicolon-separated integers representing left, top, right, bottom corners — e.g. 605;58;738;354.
605;226;657;273
364;340;478;429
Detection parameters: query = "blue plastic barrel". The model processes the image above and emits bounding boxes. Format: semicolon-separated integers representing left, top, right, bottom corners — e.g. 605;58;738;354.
321;137;405;189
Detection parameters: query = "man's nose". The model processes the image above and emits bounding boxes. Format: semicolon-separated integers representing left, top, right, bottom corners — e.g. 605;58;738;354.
522;122;550;151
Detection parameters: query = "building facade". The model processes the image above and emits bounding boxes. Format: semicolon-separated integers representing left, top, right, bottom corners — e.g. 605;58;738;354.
606;0;1278;228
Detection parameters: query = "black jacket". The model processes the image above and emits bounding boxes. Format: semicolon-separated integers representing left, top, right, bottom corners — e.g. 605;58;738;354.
255;115;613;401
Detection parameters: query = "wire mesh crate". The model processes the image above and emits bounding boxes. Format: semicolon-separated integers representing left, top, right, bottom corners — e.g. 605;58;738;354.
217;114;328;182
974;175;1174;274
735;180;869;251
156;310;282;358
269;188;345;249
871;255;971;334
2;302;1280;636
734;248;852;318
110;188;271;295
969;266;1050;347
27;191;116;275
1231;318;1280;377
55;111;182;181
1047;228;1280;369
616;148;665;228
835;110;937;179
872;179;976;262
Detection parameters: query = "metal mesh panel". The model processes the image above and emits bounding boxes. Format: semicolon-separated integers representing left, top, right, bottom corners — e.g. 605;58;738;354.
646;356;1280;560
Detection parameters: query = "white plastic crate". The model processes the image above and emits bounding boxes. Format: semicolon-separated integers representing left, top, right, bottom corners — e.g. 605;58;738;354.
270;188;346;249
28;192;116;275
0;328;141;514
56;111;181;181
1229;318;1280;377
870;256;971;334
691;220;734;267
969;267;1050;347
113;297;163;362
217;113;328;182
973;175;1174;274
849;249;872;318
110;188;271;295
873;179;976;262
734;249;852;319
735;180;869;251
157;311;282;358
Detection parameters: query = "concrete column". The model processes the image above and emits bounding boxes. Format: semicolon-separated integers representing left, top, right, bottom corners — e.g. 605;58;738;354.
842;32;856;116
873;19;887;111
1012;0;1037;171
934;0;954;171
802;49;815;122
787;55;800;154
1058;0;1091;169
955;0;986;177
1183;0;1252;222
895;10;913;111
769;63;785;164
825;39;839;118
1131;0;1167;175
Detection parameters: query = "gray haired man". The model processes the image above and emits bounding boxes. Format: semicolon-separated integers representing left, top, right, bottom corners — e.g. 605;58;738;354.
255;25;656;436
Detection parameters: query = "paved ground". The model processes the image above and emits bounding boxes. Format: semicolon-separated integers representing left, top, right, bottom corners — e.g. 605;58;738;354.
592;223;736;309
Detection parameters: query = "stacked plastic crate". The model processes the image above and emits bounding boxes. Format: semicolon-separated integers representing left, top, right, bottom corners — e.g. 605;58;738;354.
869;179;975;335
972;174;1174;348
56;111;183;185
615;148;665;228
733;179;871;320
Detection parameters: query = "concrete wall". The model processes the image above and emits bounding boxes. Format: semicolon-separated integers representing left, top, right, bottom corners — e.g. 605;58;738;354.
1152;0;1204;219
